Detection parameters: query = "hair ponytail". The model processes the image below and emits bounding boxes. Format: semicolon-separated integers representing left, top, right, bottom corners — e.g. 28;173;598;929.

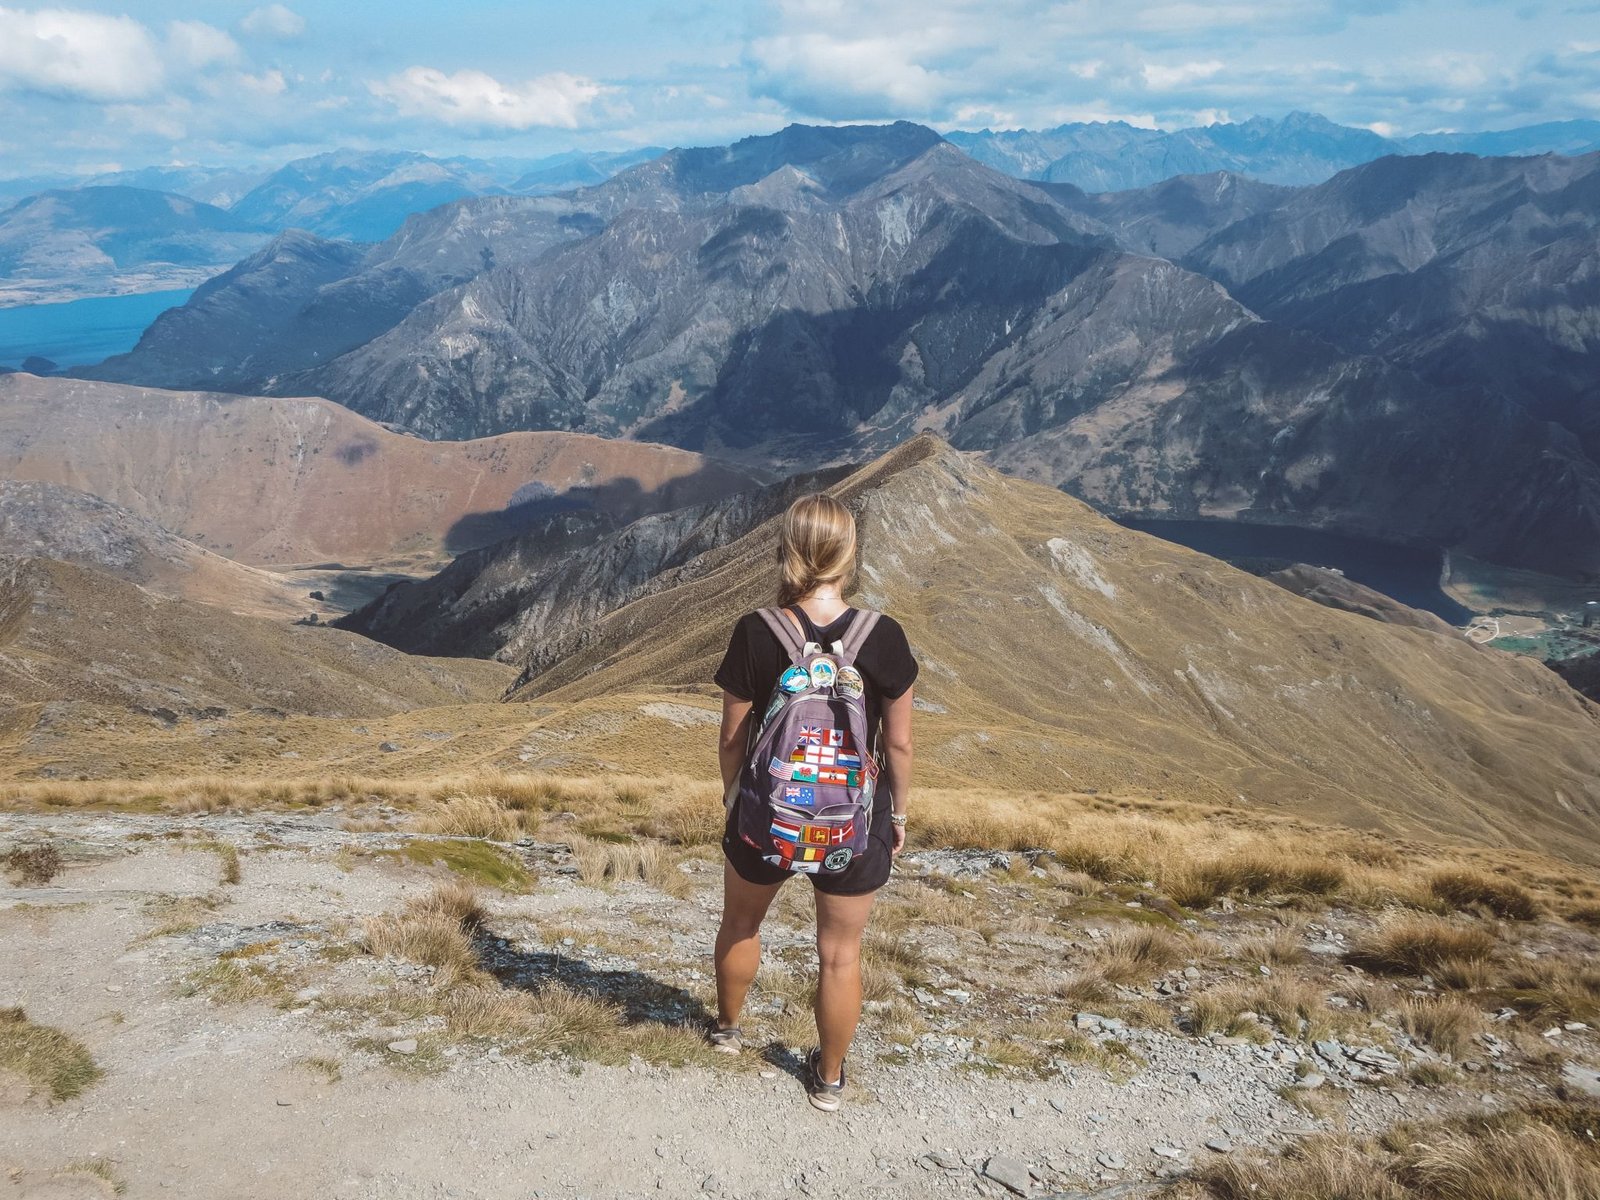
775;493;857;605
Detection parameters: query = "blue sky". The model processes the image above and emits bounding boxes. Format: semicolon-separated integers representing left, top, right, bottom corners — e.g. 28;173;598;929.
0;0;1596;175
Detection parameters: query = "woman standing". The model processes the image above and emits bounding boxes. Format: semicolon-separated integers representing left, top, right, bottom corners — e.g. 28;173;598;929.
708;493;917;1111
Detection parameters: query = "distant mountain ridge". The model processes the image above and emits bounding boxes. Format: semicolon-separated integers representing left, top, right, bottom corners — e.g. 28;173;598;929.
80;124;1600;577
946;111;1600;191
0;186;274;304
0;147;664;302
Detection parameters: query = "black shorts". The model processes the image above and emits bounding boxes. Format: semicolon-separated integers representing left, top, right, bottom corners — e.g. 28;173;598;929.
722;799;893;896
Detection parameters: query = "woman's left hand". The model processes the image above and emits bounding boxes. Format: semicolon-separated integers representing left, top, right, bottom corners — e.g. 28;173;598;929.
890;822;905;857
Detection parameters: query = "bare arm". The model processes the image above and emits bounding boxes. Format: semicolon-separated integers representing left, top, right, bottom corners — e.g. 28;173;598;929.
880;687;915;855
718;690;754;796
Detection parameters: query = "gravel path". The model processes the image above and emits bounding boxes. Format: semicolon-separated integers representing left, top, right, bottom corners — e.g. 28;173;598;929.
0;812;1510;1200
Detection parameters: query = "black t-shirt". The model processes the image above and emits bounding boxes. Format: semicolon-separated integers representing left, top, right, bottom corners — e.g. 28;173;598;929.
714;607;919;752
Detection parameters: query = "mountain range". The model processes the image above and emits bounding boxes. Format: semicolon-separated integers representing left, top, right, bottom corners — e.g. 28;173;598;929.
947;111;1600;191
81;123;1600;577
0;148;664;303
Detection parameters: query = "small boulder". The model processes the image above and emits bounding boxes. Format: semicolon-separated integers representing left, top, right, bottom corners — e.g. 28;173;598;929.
982;1155;1033;1196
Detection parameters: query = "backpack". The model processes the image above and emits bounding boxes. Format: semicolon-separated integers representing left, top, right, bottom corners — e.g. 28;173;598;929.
734;606;882;874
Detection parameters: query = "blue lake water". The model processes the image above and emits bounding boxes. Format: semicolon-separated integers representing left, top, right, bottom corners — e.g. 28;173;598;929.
0;289;192;370
1117;517;1474;625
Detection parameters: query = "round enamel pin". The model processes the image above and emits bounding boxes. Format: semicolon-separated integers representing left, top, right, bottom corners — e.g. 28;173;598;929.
823;847;853;871
808;657;838;689
835;665;864;699
779;665;812;694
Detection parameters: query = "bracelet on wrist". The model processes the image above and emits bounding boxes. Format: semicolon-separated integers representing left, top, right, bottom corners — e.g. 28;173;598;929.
889;813;908;827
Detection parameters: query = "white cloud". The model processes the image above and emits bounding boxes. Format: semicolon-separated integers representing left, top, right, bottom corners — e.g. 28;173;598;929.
369;66;608;129
236;68;287;96
239;4;305;42
749;31;950;117
0;7;164;100
167;20;239;70
1142;60;1226;90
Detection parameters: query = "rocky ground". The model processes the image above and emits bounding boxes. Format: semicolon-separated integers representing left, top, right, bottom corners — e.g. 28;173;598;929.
6;805;1595;1200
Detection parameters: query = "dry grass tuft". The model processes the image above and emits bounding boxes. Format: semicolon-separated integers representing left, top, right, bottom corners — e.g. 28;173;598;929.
1190;978;1343;1042
1347;916;1496;979
364;882;485;975
570;837;690;898
1166;852;1347;909
438;983;715;1066
1093;926;1189;986
1190;1105;1600;1200
1494;957;1600;1024
4;842;63;885
0;1007;103;1101
414;793;533;841
1237;920;1307;967
1428;869;1539;921
1192;1134;1405;1198
60;1159;125;1196
1398;1117;1600;1199
1395;994;1485;1058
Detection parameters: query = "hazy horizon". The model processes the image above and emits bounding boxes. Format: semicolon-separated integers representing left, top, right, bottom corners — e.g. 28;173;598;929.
0;0;1596;177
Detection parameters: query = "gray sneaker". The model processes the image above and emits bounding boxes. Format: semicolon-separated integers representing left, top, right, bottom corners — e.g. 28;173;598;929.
707;1022;743;1055
805;1049;845;1112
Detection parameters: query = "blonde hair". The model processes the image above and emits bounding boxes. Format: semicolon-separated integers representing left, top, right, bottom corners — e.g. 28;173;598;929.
776;493;857;605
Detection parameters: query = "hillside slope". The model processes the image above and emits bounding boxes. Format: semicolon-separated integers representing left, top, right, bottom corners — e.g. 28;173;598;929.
0;481;333;619
0;556;511;721
0;186;271;302
1183;151;1600;461
0;375;758;565
503;437;1600;856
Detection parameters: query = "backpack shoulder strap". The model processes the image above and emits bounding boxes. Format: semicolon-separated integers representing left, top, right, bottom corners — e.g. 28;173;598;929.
838;609;881;666
756;607;808;664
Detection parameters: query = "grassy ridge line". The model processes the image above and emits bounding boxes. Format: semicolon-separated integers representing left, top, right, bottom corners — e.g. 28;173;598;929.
8;770;1598;924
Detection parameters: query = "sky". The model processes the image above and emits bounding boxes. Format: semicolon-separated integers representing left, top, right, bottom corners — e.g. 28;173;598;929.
0;0;1596;176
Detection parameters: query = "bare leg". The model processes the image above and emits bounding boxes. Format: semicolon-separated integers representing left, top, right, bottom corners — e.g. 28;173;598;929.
813;887;877;1082
714;861;784;1028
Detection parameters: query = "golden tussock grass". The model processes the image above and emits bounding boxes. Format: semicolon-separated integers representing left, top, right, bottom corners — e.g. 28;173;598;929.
413;793;536;841
1182;1105;1600;1200
364;880;484;975
1493;957;1600;1024
1347;916;1497;980
1236;921;1308;967
0;1007;103;1102
1427;868;1540;921
1190;978;1346;1043
1395;994;1486;1058
1092;926;1189;986
570;836;691;898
